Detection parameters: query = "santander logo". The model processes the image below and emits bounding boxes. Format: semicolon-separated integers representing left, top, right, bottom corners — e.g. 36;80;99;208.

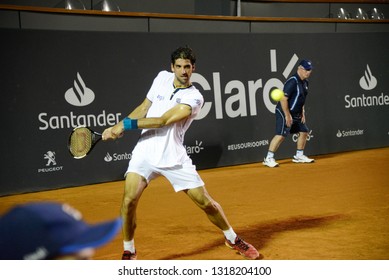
359;64;377;91
65;72;95;106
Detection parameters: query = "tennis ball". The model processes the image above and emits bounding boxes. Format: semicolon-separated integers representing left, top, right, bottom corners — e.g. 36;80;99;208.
271;88;284;102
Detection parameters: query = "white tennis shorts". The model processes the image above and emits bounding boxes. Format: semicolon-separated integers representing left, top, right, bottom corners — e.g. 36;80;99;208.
125;155;204;192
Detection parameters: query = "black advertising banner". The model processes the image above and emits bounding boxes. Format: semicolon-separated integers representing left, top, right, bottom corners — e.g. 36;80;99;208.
1;29;388;195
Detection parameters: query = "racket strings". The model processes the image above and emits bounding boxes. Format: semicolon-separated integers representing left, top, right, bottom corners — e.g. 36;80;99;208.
69;128;93;158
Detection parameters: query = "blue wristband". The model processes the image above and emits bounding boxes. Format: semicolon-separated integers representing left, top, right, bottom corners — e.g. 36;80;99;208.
123;117;138;131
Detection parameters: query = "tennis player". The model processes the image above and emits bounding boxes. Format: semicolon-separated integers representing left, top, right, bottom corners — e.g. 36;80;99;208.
102;46;260;260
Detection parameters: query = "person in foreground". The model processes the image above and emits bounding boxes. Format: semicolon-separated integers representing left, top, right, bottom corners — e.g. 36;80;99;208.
263;59;315;168
0;201;121;260
102;46;260;260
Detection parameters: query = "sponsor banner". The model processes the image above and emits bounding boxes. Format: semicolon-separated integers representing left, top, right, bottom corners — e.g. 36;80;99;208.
0;30;388;195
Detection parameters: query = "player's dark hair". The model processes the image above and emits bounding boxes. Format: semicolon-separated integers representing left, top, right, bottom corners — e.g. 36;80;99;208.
171;46;196;65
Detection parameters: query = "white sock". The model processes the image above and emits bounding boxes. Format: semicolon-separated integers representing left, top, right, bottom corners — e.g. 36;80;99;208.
223;228;237;244
123;240;135;253
266;151;274;159
296;150;304;157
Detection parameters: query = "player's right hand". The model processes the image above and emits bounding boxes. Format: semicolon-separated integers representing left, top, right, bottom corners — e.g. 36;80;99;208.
111;123;125;138
103;124;125;141
102;127;111;141
102;127;117;141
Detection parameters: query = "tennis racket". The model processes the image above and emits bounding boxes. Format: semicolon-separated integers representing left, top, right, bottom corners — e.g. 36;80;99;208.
68;126;102;159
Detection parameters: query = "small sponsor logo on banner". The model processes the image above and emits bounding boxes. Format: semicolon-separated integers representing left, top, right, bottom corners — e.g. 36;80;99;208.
186;140;204;155
44;151;56;166
104;152;132;162
336;129;364;138
227;139;269;151
292;130;314;143
38;151;63;173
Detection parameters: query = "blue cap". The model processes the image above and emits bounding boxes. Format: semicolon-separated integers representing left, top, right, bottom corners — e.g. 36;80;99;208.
299;59;313;70
0;202;121;260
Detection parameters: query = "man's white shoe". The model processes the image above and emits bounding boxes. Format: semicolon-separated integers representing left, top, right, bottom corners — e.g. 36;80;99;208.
263;157;279;168
292;155;314;163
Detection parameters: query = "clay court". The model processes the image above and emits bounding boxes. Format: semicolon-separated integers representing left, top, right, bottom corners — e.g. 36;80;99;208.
1;147;388;260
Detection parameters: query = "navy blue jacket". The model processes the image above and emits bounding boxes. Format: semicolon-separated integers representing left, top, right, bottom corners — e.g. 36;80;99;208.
276;73;309;118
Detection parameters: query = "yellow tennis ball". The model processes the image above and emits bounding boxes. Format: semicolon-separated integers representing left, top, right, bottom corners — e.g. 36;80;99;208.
271;88;284;101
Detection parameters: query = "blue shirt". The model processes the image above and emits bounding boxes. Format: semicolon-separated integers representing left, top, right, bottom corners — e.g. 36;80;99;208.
277;73;309;117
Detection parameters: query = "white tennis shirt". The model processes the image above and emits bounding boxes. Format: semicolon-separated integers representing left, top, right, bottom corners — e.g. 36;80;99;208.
131;71;204;167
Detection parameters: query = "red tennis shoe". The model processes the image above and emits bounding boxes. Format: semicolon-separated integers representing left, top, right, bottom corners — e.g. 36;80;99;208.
225;236;260;260
122;250;137;260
